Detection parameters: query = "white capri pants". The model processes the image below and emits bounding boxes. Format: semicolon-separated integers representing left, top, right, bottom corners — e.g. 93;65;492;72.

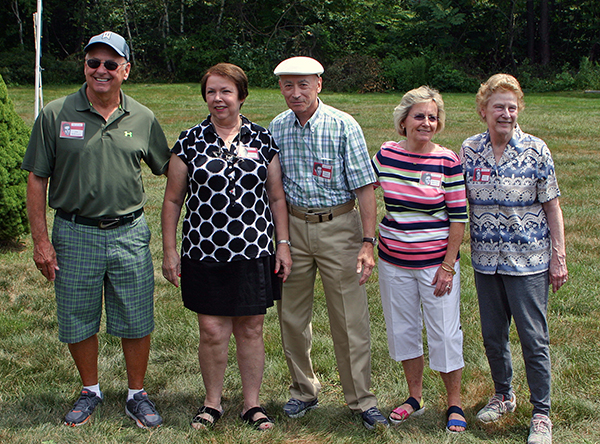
378;258;464;373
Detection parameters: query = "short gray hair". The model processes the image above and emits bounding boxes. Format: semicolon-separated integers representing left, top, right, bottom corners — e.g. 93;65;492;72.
393;86;445;136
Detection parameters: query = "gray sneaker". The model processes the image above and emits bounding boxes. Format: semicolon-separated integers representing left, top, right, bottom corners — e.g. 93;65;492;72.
283;398;318;418
476;393;517;423
361;406;389;430
528;413;552;444
125;391;162;429
64;389;103;426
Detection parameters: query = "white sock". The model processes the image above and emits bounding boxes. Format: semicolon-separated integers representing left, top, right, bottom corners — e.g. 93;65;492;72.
127;388;144;401
83;384;102;398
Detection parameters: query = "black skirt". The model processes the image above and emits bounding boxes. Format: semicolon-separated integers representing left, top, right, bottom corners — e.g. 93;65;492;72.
180;255;282;316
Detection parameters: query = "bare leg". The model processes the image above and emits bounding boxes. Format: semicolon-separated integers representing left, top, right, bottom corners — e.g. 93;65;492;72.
122;335;151;390
440;368;465;432
68;334;99;386
390;355;424;421
233;315;272;430
195;314;232;427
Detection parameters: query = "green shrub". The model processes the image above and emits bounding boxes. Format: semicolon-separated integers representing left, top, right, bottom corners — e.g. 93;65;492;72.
575;57;600;90
382;54;478;93
0;74;30;242
382;54;429;92
428;60;479;93
0;48;82;86
325;54;390;93
0;48;36;85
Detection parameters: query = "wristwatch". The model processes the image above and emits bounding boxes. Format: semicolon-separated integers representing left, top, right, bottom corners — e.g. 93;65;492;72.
362;237;377;246
277;239;291;247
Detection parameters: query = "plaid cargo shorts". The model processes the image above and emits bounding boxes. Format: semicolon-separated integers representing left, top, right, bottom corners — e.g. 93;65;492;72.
52;213;155;343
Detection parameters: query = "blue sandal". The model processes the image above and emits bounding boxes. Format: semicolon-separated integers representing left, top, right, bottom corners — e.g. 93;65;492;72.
446;406;467;433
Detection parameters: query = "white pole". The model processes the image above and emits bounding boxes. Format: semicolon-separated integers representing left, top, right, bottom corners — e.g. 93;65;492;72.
34;0;43;118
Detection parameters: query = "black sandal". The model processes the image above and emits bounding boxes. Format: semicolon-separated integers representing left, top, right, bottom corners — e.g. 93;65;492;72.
241;406;274;431
191;405;223;430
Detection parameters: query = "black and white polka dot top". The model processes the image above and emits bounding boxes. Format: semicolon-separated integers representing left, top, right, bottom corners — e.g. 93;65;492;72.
172;115;279;263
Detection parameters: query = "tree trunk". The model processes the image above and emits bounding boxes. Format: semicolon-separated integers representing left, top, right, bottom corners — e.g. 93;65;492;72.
527;0;535;62
161;0;173;73
180;0;184;34
540;0;550;65
123;0;135;63
11;0;24;47
217;0;225;30
507;0;517;69
162;0;171;37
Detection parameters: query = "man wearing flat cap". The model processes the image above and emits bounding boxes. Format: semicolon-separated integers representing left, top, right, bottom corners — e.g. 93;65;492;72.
22;31;170;428
269;56;387;429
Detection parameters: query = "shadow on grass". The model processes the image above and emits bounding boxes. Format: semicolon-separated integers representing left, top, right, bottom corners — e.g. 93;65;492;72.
0;239;26;254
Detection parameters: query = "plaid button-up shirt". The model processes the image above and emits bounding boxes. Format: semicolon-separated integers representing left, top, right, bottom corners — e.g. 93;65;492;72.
269;99;376;208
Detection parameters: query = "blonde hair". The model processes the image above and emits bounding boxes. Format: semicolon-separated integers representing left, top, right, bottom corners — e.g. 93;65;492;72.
393;86;445;136
476;73;525;120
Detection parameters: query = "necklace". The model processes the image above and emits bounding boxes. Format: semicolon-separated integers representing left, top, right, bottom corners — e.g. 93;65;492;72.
401;141;436;165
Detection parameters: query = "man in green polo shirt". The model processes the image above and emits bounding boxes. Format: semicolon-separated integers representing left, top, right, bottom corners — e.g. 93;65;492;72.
22;31;170;429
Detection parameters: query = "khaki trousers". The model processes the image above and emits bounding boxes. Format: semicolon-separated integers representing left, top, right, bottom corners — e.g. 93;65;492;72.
277;208;377;412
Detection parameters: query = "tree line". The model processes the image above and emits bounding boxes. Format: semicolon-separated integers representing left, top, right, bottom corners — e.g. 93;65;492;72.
2;0;600;92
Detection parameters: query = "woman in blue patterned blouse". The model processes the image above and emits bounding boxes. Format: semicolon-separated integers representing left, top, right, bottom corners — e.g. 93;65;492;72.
460;74;568;444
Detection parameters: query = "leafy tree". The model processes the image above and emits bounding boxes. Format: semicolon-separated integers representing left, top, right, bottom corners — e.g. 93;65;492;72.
0;74;30;242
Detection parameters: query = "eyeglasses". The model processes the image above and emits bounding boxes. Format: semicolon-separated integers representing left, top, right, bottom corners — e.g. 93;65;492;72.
412;114;439;122
86;59;127;71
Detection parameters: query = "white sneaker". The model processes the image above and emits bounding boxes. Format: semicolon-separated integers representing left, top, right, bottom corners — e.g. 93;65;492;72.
528;413;552;444
476;393;517;423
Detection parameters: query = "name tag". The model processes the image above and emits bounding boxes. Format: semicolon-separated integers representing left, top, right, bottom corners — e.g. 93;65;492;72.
313;162;332;180
473;167;491;182
245;146;260;160
60;121;85;139
420;171;442;187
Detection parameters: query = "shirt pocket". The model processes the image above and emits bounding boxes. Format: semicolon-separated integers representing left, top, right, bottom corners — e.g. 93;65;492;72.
311;157;345;190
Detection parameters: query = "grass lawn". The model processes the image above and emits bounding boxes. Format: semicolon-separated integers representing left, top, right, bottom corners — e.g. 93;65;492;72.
2;83;600;443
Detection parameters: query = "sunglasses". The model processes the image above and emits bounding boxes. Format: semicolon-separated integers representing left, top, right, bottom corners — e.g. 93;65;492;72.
86;59;127;71
412;113;439;122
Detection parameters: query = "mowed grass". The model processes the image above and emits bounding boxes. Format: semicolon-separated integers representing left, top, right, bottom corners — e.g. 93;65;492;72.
2;83;600;443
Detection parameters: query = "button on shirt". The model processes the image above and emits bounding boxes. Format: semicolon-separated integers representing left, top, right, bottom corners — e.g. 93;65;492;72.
269;99;376;208
460;125;560;276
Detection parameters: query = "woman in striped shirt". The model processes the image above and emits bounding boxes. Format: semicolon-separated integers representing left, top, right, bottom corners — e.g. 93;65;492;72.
372;86;468;433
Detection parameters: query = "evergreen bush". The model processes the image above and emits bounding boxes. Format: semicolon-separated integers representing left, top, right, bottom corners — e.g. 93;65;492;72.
0;74;30;242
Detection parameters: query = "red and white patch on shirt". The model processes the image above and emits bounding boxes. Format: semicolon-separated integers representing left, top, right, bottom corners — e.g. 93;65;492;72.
420;171;442;187
313;162;333;180
60;121;85;139
473;167;491;182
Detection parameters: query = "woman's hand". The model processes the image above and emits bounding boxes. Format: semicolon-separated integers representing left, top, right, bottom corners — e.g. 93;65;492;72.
431;265;454;297
162;249;181;287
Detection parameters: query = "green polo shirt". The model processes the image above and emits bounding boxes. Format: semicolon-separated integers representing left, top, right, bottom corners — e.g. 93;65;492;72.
22;83;170;218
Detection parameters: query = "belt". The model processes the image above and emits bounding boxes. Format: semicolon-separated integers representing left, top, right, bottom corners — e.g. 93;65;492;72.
287;200;355;223
57;208;144;229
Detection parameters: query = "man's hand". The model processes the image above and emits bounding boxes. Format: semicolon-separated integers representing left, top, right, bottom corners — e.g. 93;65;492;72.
356;243;375;285
33;238;59;281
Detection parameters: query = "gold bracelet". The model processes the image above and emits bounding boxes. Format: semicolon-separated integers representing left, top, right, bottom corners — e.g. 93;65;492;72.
440;261;456;275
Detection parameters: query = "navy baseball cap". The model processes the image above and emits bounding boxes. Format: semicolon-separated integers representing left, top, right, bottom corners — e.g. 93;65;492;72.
84;31;130;61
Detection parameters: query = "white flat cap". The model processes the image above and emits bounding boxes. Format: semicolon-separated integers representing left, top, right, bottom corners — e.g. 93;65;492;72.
274;56;324;76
